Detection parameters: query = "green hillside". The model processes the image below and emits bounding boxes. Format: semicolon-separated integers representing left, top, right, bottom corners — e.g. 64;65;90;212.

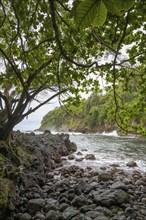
40;76;146;136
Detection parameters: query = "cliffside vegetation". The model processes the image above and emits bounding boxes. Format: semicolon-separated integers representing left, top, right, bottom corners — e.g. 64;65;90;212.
40;68;146;136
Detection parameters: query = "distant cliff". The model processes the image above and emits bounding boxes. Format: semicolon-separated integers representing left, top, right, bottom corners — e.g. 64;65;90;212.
40;89;146;136
40;92;118;133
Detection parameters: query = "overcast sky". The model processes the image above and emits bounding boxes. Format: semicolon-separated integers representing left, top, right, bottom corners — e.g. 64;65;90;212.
14;98;59;131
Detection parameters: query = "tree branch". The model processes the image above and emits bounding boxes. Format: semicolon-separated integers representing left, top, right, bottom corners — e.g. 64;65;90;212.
92;29;120;55
0;48;28;95
49;0;99;69
112;11;131;133
22;89;67;118
26;58;53;87
25;37;55;54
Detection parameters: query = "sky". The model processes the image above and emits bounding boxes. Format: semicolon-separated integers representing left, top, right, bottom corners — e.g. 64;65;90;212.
14;98;59;131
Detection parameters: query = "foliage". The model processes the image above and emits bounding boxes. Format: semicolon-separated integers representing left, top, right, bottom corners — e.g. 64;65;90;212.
40;69;146;136
73;0;135;28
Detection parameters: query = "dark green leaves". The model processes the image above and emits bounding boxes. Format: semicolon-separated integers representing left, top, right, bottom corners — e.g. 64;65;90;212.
74;0;135;28
75;0;107;28
114;0;135;12
92;1;107;27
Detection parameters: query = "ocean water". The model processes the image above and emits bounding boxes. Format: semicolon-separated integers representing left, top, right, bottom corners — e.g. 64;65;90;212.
64;132;146;173
18;127;146;173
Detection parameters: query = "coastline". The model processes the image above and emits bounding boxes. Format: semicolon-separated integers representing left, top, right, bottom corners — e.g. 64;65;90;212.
0;130;145;220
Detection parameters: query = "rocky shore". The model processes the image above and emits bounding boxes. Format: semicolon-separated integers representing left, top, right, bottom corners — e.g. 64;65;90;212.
0;131;146;220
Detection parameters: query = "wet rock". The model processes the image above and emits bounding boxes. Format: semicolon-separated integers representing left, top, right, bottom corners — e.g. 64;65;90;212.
62;206;79;219
46;198;58;205
125;207;135;218
94;216;109;220
76;158;84;162
85;154;96;160
100;167;106;170
76;151;83;155
141;197;146;205
45;210;60;220
34;212;45;219
27;199;45;214
110;181;128;191
94;189;130;206
59;203;69;212
112;215;127;220
126;161;138;167
54;179;70;192
86;210;104;218
71;213;85;220
68;155;76;160
19;213;31;220
98;172;113;182
72;195;89;207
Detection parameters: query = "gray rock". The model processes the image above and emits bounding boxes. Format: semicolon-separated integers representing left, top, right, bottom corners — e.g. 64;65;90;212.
34;212;45;219
76;157;84;162
98;172;113;182
110;181;128;191
59;203;69;212
46;198;58;205
76;151;83;155
68;155;76;160
54;179;70;192
94;189;129;206
72;195;89;207
112;216;127;220
19;213;31;220
86;211;104;218
96;206;112;217
71;213;85;220
94;216;109;220
141;197;146;205
62;206;79;219
27;199;45;214
125;207;135;218
126;161;138;167
85;154;96;160
45;210;60;220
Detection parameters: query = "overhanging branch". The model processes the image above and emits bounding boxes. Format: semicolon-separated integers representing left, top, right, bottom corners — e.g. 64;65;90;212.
22;89;67;118
49;0;98;69
0;48;28;95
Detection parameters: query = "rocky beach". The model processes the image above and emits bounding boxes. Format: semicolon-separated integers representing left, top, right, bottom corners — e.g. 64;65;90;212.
0;131;146;220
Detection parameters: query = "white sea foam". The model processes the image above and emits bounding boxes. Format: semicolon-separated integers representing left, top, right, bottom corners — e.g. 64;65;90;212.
101;130;119;137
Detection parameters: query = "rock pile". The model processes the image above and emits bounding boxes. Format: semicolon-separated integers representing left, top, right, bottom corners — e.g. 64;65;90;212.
14;163;146;220
1;131;146;220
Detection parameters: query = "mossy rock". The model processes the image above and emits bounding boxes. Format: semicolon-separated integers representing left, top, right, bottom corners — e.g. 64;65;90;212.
0;178;12;210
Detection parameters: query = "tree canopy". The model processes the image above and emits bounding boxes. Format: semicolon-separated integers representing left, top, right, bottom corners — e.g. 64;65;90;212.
0;0;146;140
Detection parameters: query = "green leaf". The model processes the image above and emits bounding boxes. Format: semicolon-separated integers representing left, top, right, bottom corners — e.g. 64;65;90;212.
92;0;107;26
114;0;135;12
75;0;99;28
104;0;119;15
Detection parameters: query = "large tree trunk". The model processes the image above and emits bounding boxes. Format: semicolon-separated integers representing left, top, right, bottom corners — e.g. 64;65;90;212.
0;117;21;165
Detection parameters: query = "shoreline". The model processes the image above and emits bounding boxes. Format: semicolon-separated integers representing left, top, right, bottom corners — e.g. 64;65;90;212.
1;131;145;219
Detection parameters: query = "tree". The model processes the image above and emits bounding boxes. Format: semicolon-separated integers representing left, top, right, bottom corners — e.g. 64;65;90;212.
0;0;91;141
0;0;146;143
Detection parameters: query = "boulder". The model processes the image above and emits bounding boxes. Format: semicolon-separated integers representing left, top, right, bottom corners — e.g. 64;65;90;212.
46;210;60;220
62;206;79;219
27;199;45;214
85;154;96;160
72;195;89;207
126;161;138;167
98;172;113;182
94;189;130;206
